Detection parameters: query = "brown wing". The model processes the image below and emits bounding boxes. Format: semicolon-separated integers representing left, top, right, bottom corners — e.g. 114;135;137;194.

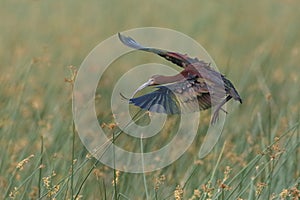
118;33;200;68
119;33;225;96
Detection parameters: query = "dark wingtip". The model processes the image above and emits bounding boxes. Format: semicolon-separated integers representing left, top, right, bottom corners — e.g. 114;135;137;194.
118;32;129;46
118;32;126;44
129;87;180;114
118;32;144;50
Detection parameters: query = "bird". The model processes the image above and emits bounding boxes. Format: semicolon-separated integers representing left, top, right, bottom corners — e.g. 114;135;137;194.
118;33;242;124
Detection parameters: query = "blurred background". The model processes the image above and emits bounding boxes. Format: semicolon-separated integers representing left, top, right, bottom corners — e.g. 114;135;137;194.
1;0;299;199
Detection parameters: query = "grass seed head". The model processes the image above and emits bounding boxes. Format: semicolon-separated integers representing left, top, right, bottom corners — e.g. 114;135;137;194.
174;185;183;200
16;154;34;171
154;175;166;190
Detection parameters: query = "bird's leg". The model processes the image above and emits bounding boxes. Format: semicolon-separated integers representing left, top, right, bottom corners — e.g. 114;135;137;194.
211;95;232;124
220;107;228;114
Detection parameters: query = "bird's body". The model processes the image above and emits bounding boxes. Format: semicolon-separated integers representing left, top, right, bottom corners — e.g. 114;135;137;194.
118;33;242;123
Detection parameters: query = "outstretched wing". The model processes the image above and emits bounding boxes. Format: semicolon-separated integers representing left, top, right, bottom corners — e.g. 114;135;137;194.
129;79;212;114
118;33;199;68
119;33;242;121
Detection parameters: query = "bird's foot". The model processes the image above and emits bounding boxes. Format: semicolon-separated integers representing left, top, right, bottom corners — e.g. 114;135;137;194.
220;107;228;114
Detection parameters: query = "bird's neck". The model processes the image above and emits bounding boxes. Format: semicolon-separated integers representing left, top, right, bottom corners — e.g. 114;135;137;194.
155;73;185;84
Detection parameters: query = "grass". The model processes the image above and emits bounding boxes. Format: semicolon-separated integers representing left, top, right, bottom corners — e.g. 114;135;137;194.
1;0;300;199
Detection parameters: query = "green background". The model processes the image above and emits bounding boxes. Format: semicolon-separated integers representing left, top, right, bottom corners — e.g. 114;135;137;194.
1;0;299;199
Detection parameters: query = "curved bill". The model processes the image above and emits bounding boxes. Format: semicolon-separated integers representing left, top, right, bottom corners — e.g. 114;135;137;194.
131;79;152;98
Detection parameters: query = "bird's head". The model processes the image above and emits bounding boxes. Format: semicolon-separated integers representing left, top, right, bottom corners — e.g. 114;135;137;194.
130;74;182;98
130;76;159;98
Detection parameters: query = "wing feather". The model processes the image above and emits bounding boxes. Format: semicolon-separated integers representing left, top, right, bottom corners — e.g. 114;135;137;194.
129;78;216;114
119;33;200;68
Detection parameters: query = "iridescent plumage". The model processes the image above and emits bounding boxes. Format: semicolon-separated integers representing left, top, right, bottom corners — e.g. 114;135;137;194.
119;33;242;123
